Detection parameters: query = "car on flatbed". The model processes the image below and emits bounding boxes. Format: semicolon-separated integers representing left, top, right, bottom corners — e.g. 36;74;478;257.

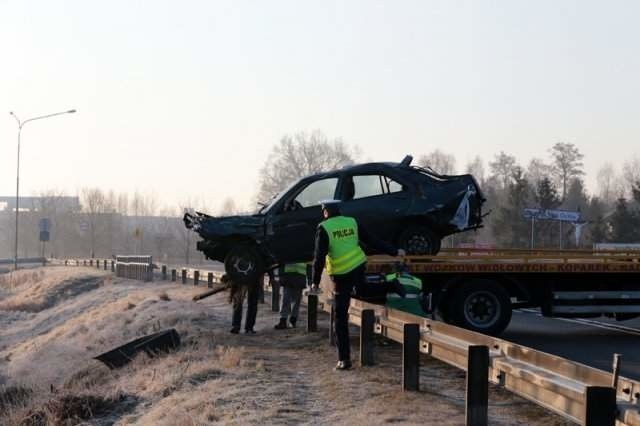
184;155;485;283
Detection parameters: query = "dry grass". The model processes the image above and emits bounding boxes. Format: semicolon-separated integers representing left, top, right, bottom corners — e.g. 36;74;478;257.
0;267;569;425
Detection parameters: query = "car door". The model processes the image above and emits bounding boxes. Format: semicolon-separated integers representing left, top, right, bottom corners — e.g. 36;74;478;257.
338;173;412;245
267;177;340;263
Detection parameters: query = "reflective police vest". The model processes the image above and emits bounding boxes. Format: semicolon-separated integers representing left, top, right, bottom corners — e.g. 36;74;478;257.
385;272;422;296
320;216;367;275
385;272;426;317
283;263;307;277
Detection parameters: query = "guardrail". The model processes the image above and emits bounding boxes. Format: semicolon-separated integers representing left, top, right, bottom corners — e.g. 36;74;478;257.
312;288;640;426
46;258;640;425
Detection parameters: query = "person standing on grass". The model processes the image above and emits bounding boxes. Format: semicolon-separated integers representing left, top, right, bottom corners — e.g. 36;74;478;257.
274;263;309;329
227;274;259;334
311;200;405;371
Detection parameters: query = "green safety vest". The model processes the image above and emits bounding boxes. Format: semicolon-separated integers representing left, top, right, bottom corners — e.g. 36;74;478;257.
320;216;367;275
283;263;307;276
386;273;426;317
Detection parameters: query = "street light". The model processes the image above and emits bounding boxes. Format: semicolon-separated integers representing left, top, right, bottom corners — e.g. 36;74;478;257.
9;109;76;270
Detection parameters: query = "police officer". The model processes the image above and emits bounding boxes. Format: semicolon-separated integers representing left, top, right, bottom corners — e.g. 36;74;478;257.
274;262;308;329
311;200;405;370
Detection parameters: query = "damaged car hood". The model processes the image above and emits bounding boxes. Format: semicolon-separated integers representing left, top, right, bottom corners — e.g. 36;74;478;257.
184;212;264;239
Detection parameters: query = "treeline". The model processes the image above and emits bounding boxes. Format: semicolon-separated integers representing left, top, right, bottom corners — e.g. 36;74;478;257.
436;143;640;248
0;189;227;263
2;132;639;261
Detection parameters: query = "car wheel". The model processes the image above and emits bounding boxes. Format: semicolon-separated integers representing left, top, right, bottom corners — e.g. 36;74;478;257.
224;244;262;285
398;226;441;255
450;280;511;336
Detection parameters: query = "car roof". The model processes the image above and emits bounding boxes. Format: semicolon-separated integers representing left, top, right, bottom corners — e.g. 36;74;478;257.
302;161;402;181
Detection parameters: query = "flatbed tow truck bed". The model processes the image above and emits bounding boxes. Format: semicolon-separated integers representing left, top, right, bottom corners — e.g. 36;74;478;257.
365;248;640;335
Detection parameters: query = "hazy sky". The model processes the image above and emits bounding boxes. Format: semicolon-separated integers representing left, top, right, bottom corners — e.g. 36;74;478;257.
1;0;639;212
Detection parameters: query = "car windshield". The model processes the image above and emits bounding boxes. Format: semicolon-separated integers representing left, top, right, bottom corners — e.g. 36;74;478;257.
254;179;300;214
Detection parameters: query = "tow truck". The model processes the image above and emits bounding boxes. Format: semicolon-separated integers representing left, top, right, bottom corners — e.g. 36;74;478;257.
366;248;640;335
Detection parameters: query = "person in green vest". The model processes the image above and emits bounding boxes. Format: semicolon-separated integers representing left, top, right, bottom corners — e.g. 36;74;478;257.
311;200;406;371
383;272;428;317
274;262;308;329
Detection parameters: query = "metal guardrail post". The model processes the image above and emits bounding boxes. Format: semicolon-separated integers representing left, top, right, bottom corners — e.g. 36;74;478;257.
271;280;280;312
162;265;167;280
583;386;616;426
90;259;93;266
207;272;213;288
171;269;176;282
360;309;375;366
466;345;489;426
181;269;187;284
83;260;87;266
111;260;115;272
64;260;68;266
103;259;107;270
403;323;420;391
307;294;318;332
194;270;199;286
612;353;622;389
329;303;336;346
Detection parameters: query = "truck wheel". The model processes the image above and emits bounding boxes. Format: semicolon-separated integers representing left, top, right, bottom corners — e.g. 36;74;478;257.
398;226;441;255
224;244;262;285
450;280;511;336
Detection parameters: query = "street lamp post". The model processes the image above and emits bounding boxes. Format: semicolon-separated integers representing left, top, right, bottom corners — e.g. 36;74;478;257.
9;109;76;270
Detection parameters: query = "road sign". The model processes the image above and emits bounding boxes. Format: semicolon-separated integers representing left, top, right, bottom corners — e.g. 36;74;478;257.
39;218;51;232
523;208;581;223
39;218;51;242
79;220;89;234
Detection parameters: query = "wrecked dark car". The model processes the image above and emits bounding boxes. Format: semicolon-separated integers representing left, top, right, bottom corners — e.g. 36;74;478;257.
184;155;485;283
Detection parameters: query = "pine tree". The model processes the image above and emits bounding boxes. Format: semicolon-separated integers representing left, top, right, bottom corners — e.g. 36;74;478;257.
609;198;639;243
535;178;561;247
492;168;531;248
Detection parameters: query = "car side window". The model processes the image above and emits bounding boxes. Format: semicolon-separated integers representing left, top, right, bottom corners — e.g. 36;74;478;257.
293;178;338;208
384;176;404;193
351;174;404;200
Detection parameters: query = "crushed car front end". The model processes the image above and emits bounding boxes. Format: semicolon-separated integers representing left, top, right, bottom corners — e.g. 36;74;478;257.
183;212;265;263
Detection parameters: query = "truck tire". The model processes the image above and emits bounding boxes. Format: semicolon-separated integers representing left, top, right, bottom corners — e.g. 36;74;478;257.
450;279;511;336
224;244;262;285
398;226;441;255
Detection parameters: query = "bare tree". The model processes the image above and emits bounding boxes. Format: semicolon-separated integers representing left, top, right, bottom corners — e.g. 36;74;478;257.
465;156;485;184
81;188;106;258
525;158;552;187
257;130;356;203
489;151;518;189
596;163;616;205
418;149;456;175
219;197;237;216
622;157;640;190
549;142;584;201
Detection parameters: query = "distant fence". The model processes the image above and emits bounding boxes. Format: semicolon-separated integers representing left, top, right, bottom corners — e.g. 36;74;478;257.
115;255;153;282
0;257;46;266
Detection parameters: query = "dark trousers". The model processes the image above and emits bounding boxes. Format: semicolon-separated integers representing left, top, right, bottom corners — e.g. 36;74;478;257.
232;284;258;331
331;264;365;362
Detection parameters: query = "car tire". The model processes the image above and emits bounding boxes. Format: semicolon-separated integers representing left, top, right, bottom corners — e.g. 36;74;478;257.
450;279;511;336
224;244;262;285
398;226;441;255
